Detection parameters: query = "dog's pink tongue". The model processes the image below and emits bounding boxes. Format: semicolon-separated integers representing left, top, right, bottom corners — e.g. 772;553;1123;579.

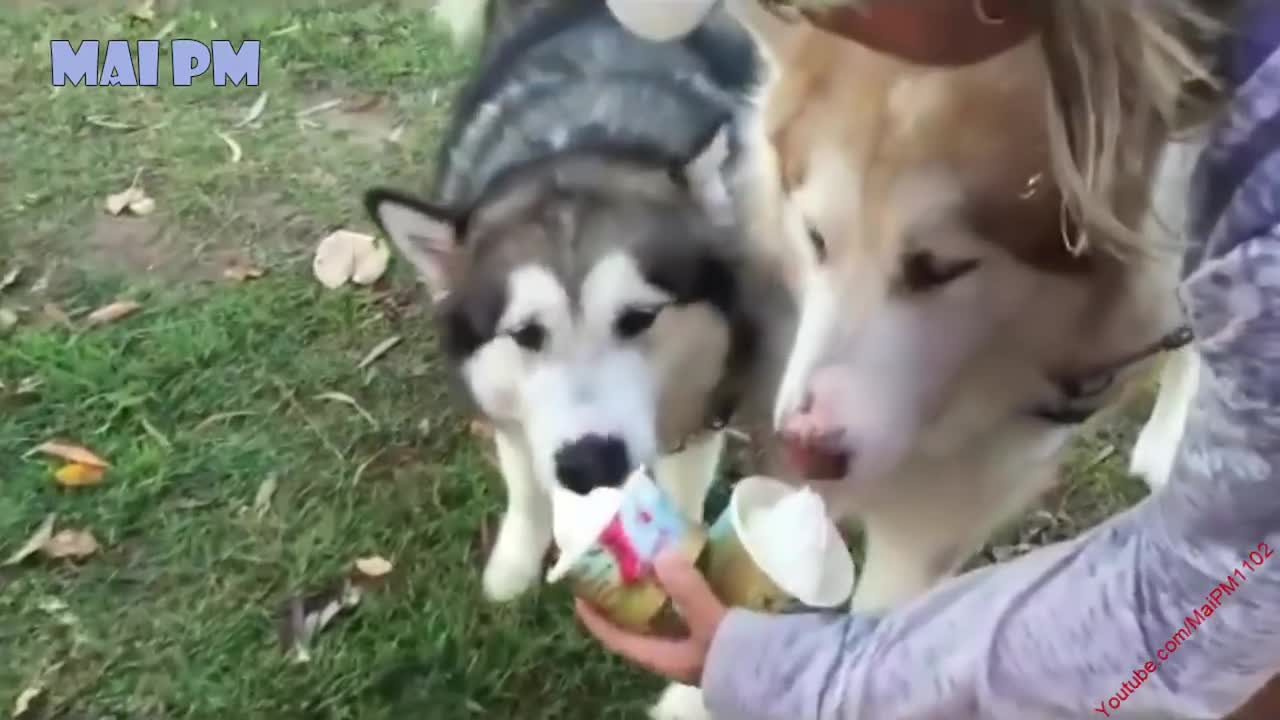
784;439;850;481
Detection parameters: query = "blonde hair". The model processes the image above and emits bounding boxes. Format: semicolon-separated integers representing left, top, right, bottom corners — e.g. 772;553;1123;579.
1040;0;1231;260
781;0;1234;260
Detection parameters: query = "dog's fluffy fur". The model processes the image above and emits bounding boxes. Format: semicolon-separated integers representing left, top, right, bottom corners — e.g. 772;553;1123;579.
373;2;1221;719
721;0;1221;624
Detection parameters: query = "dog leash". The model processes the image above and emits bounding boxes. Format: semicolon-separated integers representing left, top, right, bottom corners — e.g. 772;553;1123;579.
1031;324;1195;426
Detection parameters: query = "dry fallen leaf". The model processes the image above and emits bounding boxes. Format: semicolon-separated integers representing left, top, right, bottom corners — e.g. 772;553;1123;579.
215;131;242;164
54;462;106;488
41;529;99;560
85;115;141;131
129;196;156;216
104;187;142;215
354;555;393;578
3;514;56;567
32;441;109;468
17;376;43;395
223;263;265;282
0;266;21;292
235;91;270;128
86;300;141;326
312;231;359;289
0;308;17;332
350;237;390;286
314;391;378;427
12;685;43;718
103;186;154;216
297;98;343;118
312;230;387;289
357;335;401;370
253;475;277;518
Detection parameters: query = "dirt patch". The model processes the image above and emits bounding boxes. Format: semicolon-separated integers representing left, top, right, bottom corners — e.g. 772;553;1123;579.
298;93;403;150
86;214;177;275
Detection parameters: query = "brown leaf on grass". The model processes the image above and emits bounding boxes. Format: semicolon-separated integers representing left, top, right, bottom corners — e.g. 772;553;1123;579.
277;579;363;664
31;441;109;468
234;91;270;128
12;685;43;718
85;115;141;131
312;231;358;289
40;529;98;560
215;131;243;164
351;237;390;285
103;186;154;217
357;335;401;370
86;300;141;326
0;266;21;292
223;263;265;282
297;98;343;118
353;555;393;579
3;514;56;567
312;230;387;289
129;196;156;216
252;475;277;518
53;463;105;488
314;391;378;428
0;308;17;332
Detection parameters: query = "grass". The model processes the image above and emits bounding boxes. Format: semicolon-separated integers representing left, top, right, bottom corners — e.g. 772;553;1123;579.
0;1;1155;718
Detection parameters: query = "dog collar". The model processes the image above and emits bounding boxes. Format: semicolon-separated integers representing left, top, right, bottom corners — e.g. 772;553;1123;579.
1030;325;1195;426
765;0;1044;67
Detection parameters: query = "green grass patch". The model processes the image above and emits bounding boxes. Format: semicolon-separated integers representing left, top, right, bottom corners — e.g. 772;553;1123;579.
0;1;1158;718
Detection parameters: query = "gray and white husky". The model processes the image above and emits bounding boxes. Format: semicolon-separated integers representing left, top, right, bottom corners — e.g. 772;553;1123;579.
364;0;782;615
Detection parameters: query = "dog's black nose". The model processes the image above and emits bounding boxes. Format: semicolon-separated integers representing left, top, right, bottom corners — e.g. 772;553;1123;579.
554;435;630;495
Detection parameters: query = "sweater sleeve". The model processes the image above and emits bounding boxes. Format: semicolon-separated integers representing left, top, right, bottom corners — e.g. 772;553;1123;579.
701;11;1280;720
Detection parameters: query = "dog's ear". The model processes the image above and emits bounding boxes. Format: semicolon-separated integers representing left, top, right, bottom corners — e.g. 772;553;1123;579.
676;123;735;225
364;188;463;302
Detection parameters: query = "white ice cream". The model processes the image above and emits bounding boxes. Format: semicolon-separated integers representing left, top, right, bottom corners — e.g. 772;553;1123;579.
743;487;830;603
546;485;625;583
605;0;719;42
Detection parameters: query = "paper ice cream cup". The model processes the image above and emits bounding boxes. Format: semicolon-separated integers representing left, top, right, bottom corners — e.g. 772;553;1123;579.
702;476;855;613
546;466;707;634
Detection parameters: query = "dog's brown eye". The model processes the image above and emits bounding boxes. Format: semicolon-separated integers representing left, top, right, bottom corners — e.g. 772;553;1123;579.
807;225;828;262
509;322;546;351
900;251;980;293
615;307;660;339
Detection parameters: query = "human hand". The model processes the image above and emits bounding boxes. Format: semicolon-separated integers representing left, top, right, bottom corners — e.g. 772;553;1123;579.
575;548;728;685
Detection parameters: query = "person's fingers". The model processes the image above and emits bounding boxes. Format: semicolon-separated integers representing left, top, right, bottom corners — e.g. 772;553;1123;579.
575;598;701;682
653;549;726;637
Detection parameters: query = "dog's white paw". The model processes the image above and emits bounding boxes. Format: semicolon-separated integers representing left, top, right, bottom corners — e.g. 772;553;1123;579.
481;547;542;602
649;683;712;720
